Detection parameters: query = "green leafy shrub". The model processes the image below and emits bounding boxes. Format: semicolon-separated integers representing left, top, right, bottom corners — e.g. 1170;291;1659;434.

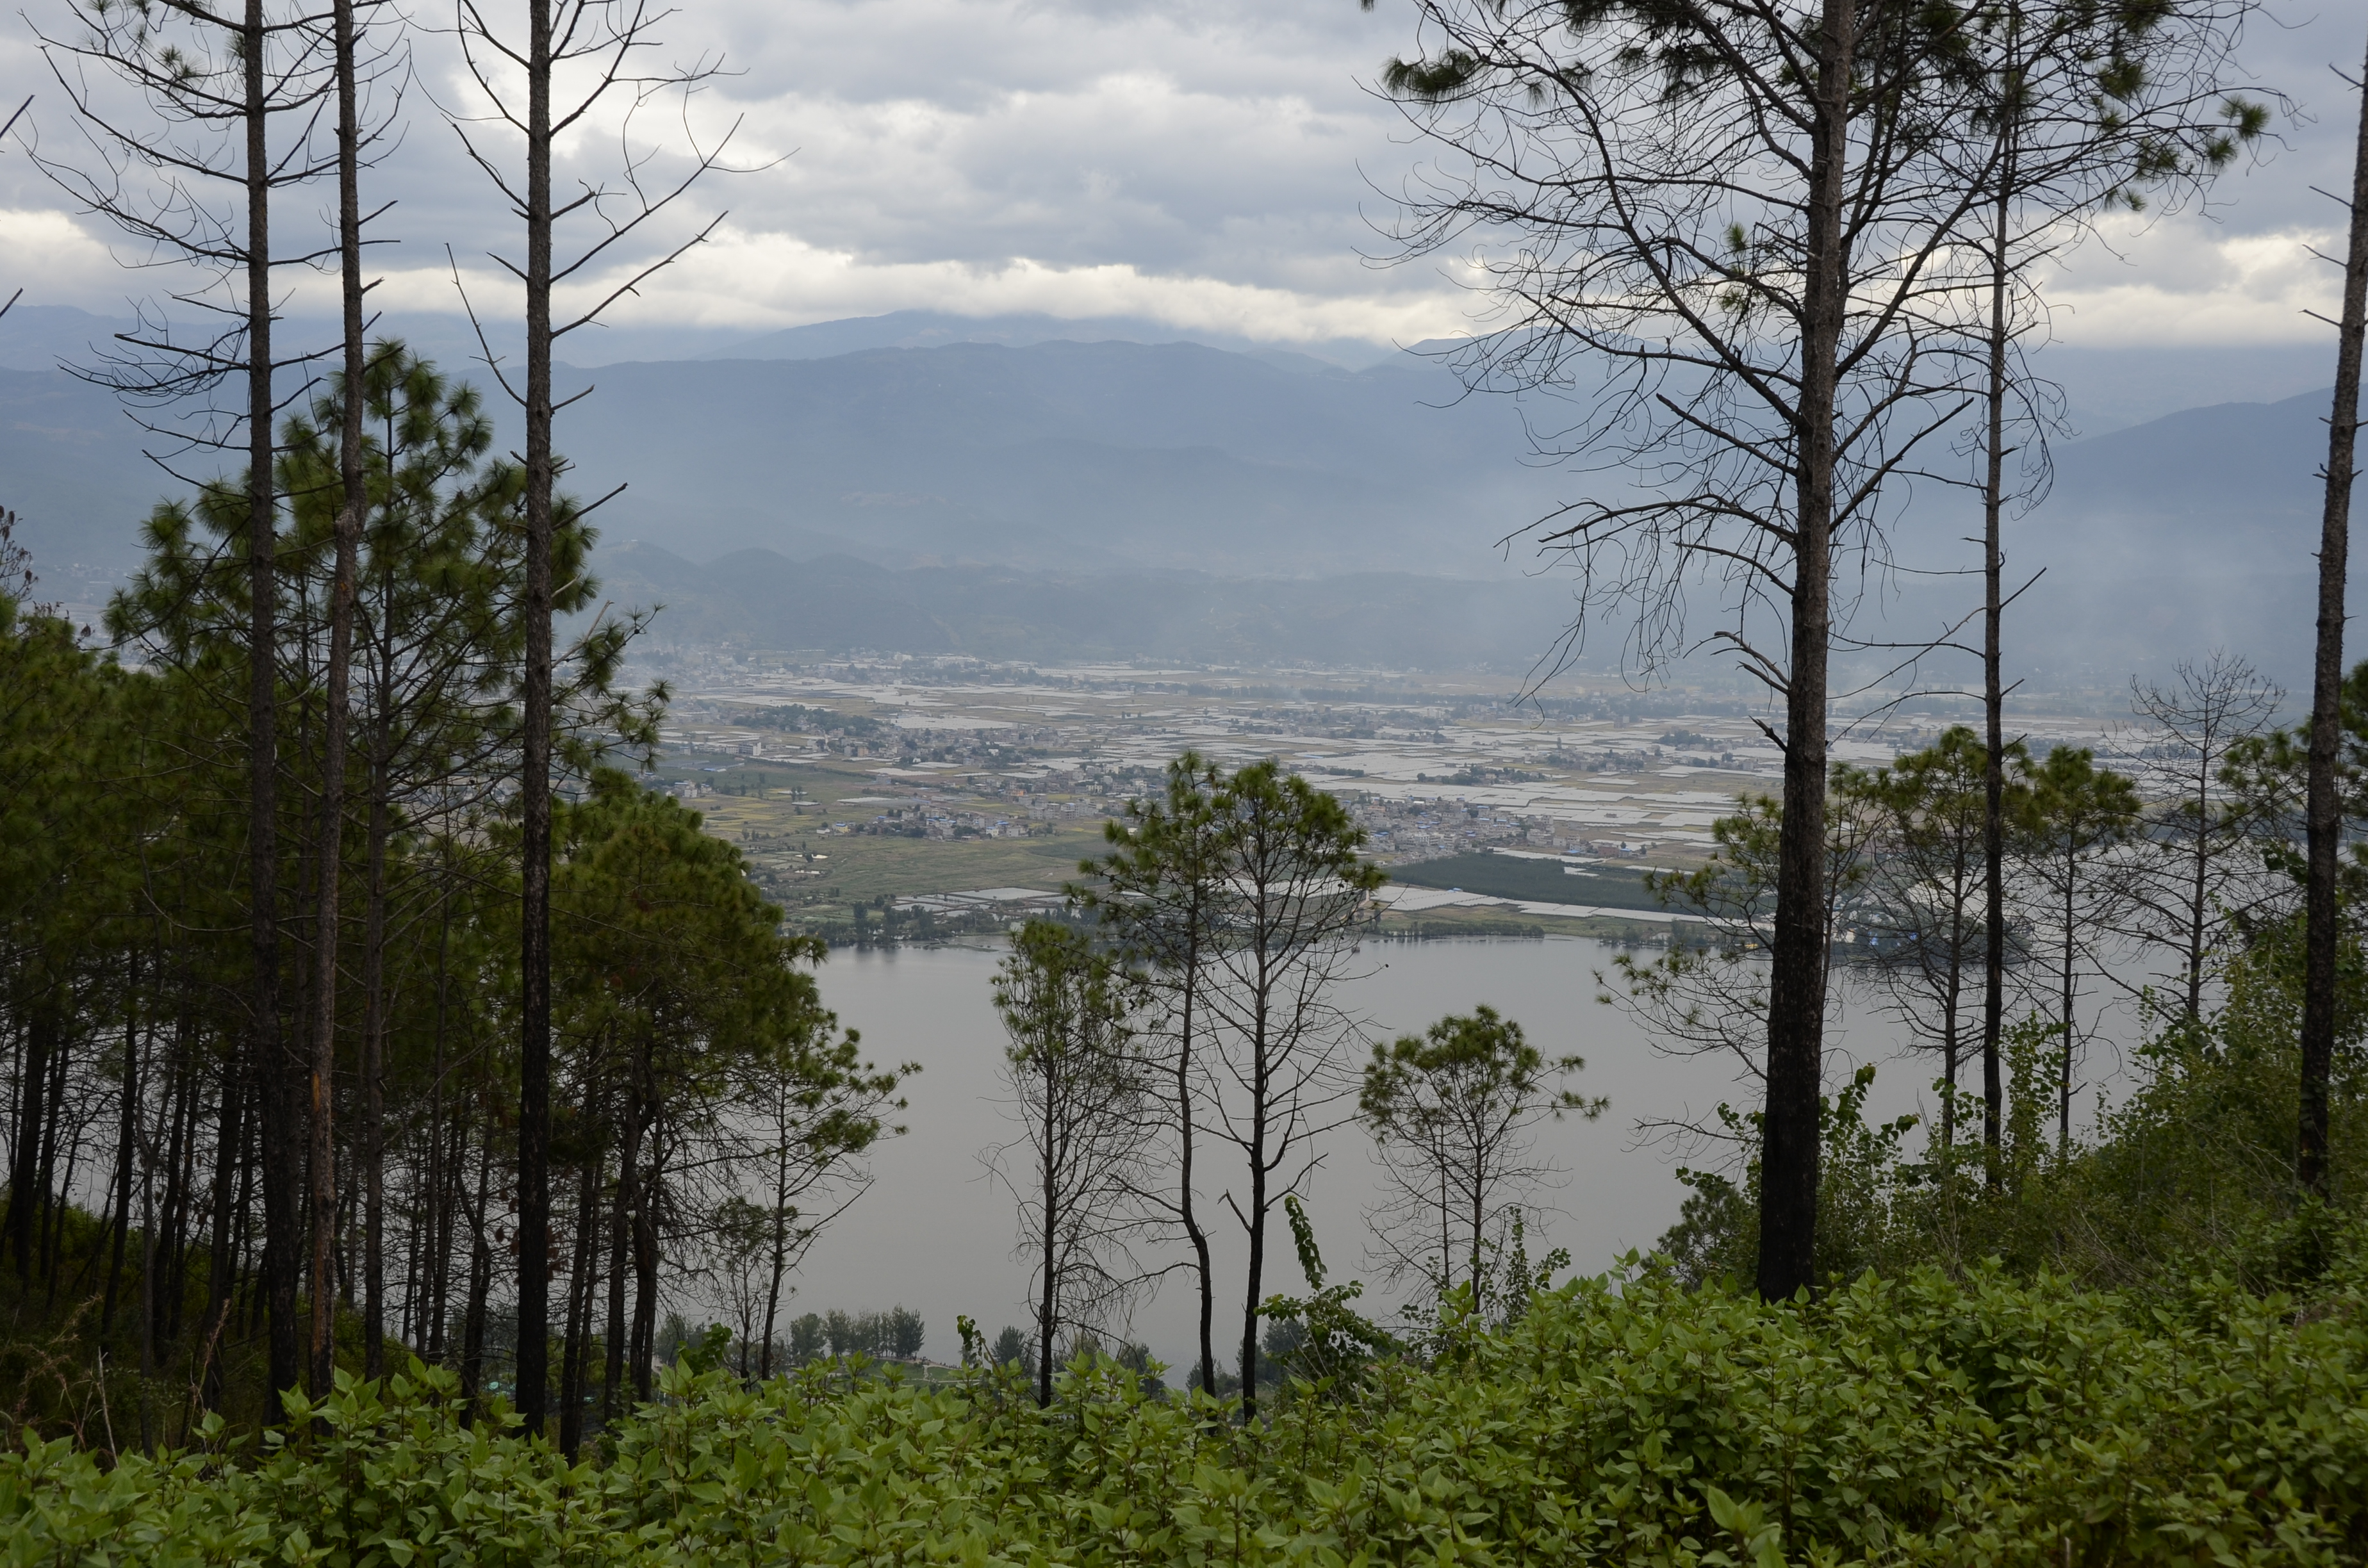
6;1250;2368;1565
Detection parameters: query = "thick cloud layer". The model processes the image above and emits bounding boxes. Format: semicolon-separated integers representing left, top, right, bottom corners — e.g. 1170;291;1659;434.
3;0;2365;354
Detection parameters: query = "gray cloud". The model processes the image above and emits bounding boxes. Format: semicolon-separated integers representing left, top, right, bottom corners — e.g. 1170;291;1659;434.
4;0;2367;349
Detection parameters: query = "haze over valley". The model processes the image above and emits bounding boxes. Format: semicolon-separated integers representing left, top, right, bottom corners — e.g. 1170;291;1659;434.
3;302;2356;687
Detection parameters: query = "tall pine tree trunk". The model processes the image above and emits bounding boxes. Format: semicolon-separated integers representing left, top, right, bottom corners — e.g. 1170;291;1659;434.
559;1146;599;1453
101;958;142;1346
604;1098;636;1424
359;780;390;1376
242;0;303;1410
1980;61;2018;1181
305;0;370;1398
514;0;558;1442
1759;0;1855;1304
5;986;56;1283
201;1037;247;1409
1180;917;1215;1398
2301;29;2368;1198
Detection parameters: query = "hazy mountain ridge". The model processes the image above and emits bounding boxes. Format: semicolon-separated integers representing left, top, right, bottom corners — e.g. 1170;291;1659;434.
597;543;1580;668
541;339;1565;573
2;300;2358;680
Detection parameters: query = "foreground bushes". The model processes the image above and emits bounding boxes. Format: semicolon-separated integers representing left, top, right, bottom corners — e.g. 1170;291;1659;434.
6;1259;2367;1567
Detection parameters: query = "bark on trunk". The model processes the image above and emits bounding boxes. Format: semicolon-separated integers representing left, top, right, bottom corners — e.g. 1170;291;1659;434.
1037;1063;1057;1409
514;0;558;1443
604;1093;640;1424
1238;946;1271;1421
559;1147;599;1454
1980;109;2015;1178
5;992;55;1283
101;961;142;1345
1179;931;1215;1399
1756;0;1855;1305
630;1138;660;1403
359;784;389;1377
2301;28;2368;1198
242;0;302;1412
2060;854;2077;1156
458;1125;492;1414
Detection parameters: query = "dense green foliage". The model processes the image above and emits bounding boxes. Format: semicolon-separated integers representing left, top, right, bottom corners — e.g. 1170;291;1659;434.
1654;911;2368;1300
7;1245;2368;1566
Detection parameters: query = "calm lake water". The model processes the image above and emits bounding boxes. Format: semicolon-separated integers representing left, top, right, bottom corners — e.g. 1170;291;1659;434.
782;935;2121;1375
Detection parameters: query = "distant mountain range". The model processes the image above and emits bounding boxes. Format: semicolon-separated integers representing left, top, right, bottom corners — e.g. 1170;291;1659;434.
594;544;1579;669
541;339;1568;575
1;302;2357;685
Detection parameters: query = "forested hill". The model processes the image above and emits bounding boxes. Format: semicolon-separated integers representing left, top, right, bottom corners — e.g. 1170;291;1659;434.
3;304;2359;680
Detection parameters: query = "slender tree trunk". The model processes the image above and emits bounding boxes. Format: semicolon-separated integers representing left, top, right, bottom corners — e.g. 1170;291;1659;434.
138;1122;157;1450
306;0;370;1399
1468;1162;1485;1293
424;890;452;1362
514;0;558;1444
759;1118;787;1381
399;1163;420;1348
155;1046;197;1337
2060;847;2076;1157
630;1139;659;1402
199;1030;243;1410
236;1115;259;1339
240;0;302;1412
34;1020;67;1298
101;961;142;1346
1440;1163;1450;1290
433;1098;470;1364
6;991;54;1283
2186;764;2210;1025
1174;904;1216;1400
1980;100;2016;1176
459;1123;492;1414
604;1096;639;1423
40;1065;78;1306
1943;898;1965;1163
1758;0;1854;1305
559;1146;598;1454
359;787;389;1378
2302;28;2368;1199
1037;1059;1057;1409
1238;949;1271;1421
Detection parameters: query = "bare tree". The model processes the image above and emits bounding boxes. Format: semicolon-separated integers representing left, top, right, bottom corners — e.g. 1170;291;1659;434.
445;0;741;1433
2116;653;2282;1024
729;1004;906;1383
1944;0;2262;1180
309;0;405;1397
1358;1005;1602;1302
1367;0;2002;1299
1599;787;1877;1129
1838;727;2027;1169
989;919;1151;1409
1072;751;1228;1398
2013;745;2139;1154
1197;761;1380;1417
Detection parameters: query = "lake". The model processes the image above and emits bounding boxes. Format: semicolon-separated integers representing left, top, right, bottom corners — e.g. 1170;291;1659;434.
778;935;2136;1376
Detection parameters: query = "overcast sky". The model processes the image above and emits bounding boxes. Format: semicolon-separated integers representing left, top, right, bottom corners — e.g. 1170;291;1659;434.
5;0;2368;354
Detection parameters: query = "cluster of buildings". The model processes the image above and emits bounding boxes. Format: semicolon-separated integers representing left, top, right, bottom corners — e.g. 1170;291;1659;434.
1348;795;1656;864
